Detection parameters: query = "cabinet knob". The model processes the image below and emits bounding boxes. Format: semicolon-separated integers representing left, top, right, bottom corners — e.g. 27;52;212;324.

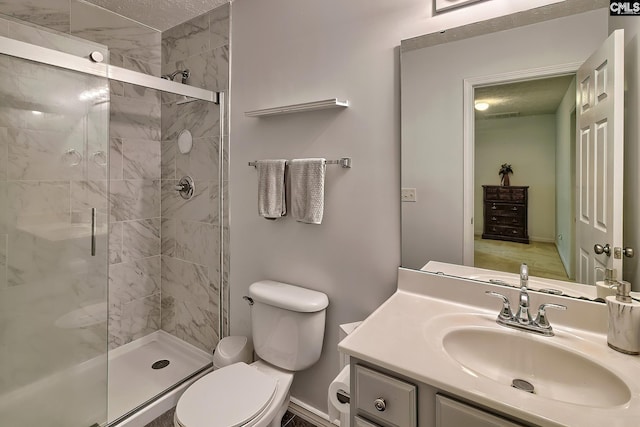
374;398;386;412
512;206;518;211
491;216;497;221
491;204;496;210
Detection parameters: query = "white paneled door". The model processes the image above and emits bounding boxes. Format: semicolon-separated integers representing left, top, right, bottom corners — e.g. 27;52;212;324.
576;30;624;285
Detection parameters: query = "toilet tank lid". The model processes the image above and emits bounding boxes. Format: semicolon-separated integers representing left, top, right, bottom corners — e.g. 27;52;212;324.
249;280;329;312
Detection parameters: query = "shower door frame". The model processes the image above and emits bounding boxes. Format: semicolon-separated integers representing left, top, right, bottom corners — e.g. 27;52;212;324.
0;35;219;103
0;33;228;425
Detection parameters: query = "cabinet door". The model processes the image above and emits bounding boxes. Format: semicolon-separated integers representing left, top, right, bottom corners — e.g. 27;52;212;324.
436;395;525;427
355;365;417;427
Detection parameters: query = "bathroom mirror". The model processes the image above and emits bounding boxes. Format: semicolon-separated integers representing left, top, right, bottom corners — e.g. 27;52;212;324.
400;1;623;300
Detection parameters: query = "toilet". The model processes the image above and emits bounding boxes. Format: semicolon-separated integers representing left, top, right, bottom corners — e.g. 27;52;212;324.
174;280;329;427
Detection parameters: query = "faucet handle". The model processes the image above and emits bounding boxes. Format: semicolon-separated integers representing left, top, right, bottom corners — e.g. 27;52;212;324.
535;303;567;329
485;291;513;321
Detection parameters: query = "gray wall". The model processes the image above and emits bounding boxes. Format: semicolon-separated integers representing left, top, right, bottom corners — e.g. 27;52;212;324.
555;78;577;278
228;0;569;414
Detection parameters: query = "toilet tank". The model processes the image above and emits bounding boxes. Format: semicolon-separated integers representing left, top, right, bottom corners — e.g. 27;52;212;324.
249;280;329;371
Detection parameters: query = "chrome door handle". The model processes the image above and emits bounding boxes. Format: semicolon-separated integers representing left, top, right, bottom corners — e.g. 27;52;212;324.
91;208;96;256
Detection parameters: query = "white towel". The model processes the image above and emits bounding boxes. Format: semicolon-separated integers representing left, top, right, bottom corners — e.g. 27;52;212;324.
256;159;287;219
290;158;326;224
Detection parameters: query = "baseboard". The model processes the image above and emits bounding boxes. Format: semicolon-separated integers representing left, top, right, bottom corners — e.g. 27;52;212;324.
528;236;555;243
289;398;335;427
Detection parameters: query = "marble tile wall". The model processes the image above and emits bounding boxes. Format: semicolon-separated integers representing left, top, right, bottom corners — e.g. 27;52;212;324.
160;4;230;353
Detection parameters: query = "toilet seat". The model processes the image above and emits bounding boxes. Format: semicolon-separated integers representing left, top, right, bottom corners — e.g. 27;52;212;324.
175;362;277;427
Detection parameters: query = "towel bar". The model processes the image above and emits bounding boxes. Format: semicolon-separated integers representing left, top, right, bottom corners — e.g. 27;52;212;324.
248;157;352;168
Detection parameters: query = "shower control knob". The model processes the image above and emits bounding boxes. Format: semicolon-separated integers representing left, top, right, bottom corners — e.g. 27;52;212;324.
373;398;386;412
175;176;195;200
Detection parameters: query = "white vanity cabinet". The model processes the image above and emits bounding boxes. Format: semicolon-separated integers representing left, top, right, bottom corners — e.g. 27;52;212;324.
351;361;532;427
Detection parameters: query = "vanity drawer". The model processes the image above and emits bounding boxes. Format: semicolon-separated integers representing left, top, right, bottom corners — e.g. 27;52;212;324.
354;416;382;427
436;395;526;427
354;365;417;427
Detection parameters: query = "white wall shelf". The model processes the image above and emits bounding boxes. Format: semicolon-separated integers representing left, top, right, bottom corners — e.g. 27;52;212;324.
245;98;349;117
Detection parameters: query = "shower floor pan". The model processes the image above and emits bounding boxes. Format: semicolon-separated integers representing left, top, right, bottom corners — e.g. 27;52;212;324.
0;330;211;427
108;331;212;425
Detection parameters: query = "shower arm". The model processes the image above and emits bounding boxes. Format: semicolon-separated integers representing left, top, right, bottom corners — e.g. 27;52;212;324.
161;69;190;84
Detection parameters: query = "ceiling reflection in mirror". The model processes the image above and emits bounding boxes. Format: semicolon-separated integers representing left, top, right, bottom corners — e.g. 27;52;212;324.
400;0;617;301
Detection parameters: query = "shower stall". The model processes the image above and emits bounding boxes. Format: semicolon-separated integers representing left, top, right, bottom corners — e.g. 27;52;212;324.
0;8;228;427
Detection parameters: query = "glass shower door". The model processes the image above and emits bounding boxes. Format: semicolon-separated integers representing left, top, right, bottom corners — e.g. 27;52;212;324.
0;54;109;427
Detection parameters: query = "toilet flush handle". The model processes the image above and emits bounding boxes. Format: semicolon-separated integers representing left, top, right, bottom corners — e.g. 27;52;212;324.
243;296;254;305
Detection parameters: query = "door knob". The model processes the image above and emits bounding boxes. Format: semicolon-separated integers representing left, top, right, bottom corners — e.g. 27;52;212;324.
623;247;635;258
594;243;611;256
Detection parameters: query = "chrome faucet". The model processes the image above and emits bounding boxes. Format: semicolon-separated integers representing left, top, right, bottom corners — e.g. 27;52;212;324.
486;264;567;336
515;263;532;324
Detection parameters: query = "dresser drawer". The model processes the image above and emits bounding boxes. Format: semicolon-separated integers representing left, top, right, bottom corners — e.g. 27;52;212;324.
355;365;417;427
486;225;526;238
484;186;527;202
486;202;525;215
485;211;525;226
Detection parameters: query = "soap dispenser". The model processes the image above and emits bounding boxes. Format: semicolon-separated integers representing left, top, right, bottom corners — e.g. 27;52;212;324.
606;281;640;355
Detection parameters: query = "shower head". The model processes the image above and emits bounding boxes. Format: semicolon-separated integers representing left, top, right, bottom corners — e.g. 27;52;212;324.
161;69;190;84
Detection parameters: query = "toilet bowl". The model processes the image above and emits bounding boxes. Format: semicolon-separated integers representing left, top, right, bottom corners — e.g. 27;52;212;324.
173;280;328;427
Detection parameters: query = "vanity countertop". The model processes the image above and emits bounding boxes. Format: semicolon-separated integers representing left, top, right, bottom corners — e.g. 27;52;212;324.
338;268;640;427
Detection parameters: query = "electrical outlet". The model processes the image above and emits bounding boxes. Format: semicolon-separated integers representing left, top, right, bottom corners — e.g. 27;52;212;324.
401;188;417;202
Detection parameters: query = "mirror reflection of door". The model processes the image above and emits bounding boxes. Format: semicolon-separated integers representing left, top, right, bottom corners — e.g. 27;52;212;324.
473;75;577;282
575;30;625;285
470;30;625;285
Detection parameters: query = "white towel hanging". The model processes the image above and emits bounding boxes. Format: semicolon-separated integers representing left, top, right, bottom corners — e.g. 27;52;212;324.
289;158;326;224
256;159;287;220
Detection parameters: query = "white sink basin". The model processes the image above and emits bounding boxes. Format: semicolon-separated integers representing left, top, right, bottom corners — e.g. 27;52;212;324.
442;327;631;408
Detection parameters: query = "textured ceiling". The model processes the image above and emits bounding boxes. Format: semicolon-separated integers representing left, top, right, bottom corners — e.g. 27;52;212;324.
84;0;230;31
475;75;575;119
